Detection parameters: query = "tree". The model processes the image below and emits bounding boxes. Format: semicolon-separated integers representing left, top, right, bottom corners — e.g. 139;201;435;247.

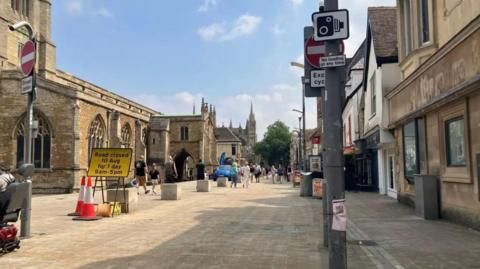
253;121;291;166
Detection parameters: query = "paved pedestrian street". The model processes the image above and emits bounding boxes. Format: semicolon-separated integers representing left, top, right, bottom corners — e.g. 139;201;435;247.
2;180;480;269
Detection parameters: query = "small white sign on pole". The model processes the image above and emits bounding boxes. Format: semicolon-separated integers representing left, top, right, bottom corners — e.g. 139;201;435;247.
311;70;325;88
320;55;346;68
21;76;33;94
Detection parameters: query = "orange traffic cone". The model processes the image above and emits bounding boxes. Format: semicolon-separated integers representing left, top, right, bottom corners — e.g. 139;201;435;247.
73;177;101;221
68;176;85;216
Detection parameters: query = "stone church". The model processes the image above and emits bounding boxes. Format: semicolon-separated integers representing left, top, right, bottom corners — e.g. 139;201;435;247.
228;103;257;162
0;0;218;192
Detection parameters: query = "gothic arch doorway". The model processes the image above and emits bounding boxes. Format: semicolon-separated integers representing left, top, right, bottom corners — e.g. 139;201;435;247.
174;149;194;181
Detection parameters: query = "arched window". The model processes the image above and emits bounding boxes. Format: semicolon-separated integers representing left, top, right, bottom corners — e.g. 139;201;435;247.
11;0;29;17
121;123;132;148
16;113;51;168
88;115;106;160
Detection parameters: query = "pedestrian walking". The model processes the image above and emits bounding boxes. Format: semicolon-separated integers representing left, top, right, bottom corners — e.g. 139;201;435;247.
230;162;239;188
249;164;255;183
165;156;178;183
149;163;160;194
196;159;206;180
134;155;150;195
271;165;277;184
242;163;250;188
277;165;284;184
254;165;261;183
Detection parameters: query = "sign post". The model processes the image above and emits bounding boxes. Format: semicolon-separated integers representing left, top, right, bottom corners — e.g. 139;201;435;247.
313;2;348;268
87;148;133;216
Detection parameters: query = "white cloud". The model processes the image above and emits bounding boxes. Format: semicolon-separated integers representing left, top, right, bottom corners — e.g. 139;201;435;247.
198;14;262;42
175;91;197;104
198;0;218;12
197;23;226;41
272;25;285;35
291;0;303;6
66;0;83;15
96;7;113;18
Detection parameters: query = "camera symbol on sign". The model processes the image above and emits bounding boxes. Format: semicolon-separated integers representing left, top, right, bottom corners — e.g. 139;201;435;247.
317;15;344;38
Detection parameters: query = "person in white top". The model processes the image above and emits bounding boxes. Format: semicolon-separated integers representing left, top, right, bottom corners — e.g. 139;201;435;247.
270;165;277;184
242;163;250;188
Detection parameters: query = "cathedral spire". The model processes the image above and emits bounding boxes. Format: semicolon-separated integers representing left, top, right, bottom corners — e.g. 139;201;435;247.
250;101;254;116
193;104;195;115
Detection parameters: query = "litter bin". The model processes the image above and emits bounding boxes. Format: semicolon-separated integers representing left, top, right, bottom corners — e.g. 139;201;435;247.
300;172;313;197
414;174;439;220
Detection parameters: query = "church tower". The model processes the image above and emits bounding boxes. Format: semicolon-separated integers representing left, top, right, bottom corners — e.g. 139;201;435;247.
246;102;257;146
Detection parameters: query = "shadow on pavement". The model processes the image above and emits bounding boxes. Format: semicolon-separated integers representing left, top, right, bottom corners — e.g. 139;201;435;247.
76;196;328;269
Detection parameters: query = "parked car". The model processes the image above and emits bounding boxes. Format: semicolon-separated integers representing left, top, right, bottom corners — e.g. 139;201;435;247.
213;165;231;180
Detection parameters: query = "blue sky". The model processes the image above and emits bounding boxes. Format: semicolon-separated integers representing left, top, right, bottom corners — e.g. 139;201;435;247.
52;0;395;137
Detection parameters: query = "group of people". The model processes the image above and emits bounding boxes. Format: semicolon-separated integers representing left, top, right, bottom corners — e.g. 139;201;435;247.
269;164;291;184
229;162;264;188
133;155;206;195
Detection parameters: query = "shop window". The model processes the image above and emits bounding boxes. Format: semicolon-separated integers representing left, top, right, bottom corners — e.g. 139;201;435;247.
402;118;426;182
445;117;466;166
16;113;51;169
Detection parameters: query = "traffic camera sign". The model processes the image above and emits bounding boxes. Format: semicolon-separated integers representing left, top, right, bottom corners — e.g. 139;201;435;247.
312;9;349;41
20;40;35;77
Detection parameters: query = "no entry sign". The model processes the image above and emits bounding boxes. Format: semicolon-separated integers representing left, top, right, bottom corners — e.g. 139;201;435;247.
20;40;35;77
304;36;344;69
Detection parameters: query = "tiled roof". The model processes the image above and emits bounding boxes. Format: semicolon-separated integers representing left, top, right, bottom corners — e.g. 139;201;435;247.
368;7;398;59
215;127;241;142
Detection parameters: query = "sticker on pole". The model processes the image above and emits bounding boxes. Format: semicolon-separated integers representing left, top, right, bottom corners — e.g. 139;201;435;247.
311;70;325;88
87;148;133;177
20;40;35;77
320;55;346;68
312;9;349;41
332;199;347;231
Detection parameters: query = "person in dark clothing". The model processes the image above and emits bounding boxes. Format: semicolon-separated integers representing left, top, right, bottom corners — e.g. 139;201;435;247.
165;156;178;183
149;163;160;194
196;159;205;180
135;155;150;195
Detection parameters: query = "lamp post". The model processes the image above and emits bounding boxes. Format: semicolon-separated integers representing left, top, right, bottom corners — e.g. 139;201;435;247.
9;21;36;238
290;62;308;171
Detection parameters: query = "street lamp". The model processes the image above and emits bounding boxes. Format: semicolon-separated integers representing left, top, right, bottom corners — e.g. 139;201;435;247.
290;61;307;171
9;21;35;238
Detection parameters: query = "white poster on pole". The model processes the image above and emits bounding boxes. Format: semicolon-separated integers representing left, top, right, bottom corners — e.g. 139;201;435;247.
332;199;347;231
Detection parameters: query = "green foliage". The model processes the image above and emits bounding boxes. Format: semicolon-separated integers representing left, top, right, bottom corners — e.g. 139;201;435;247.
253;121;291;166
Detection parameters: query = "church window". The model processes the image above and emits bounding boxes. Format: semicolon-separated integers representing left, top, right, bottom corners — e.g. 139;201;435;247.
231;144;237;156
11;0;30;17
16;112;51;169
88;115;106;161
121;123;132;148
180;127;189;141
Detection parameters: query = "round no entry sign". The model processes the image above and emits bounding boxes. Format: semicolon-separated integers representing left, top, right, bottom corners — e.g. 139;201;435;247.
305;36;344;69
20;40;35;77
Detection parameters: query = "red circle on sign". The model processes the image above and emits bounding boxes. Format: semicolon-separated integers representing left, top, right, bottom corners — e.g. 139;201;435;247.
305;37;344;69
20;40;35;77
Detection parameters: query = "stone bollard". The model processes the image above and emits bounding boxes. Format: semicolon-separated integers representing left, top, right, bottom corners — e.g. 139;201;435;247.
217;177;228;187
106;188;138;213
196;180;211;192
161;183;181;200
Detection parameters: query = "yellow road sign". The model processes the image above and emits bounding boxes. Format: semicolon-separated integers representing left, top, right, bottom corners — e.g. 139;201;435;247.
87;148;133;177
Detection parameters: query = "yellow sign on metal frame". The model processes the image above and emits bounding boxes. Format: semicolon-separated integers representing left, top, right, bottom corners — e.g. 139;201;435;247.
87;148;133;177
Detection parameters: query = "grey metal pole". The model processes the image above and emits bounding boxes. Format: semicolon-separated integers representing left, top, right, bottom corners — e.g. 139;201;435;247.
298;117;302;169
323;0;347;267
322;89;329;248
10;21;36;239
302;80;307;171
